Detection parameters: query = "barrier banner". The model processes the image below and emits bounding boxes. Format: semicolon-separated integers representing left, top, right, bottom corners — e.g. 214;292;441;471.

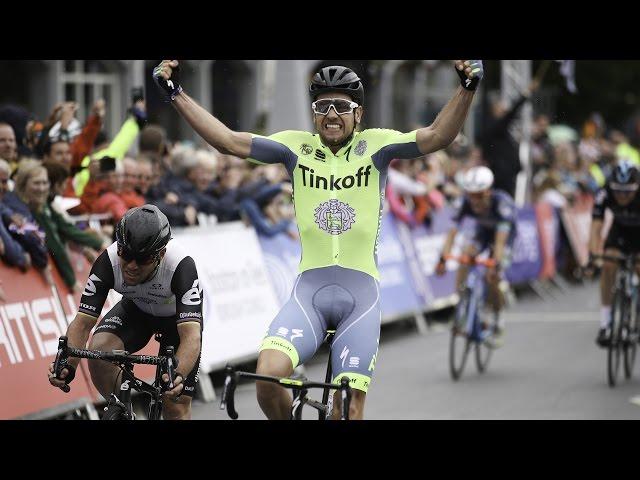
535;202;560;279
505;206;543;284
404;206;462;307
559;195;594;267
173;223;280;373
376;212;423;317
258;232;301;306
0;263;95;419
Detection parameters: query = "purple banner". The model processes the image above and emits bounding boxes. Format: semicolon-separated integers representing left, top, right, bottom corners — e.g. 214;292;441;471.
257;233;301;306
377;212;423;316
505;206;543;284
401;206;460;308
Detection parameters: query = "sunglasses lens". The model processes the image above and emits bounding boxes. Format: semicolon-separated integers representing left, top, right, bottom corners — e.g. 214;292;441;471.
333;99;354;114
314;99;333;114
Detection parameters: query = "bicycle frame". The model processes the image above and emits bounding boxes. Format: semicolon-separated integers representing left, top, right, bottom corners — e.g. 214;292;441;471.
451;256;495;343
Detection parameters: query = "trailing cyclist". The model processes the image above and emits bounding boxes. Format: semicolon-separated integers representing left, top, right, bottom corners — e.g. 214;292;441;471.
48;205;203;420
588;160;640;347
153;59;483;419
436;166;517;348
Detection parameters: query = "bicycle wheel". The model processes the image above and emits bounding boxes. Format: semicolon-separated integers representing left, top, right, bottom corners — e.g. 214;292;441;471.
608;290;624;387
475;326;493;374
624;295;638;379
449;290;472;381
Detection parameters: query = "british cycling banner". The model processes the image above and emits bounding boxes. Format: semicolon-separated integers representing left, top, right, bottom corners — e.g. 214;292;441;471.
0;259;95;418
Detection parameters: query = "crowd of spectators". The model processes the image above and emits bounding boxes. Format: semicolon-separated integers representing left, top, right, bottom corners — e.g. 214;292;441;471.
1;87;639;295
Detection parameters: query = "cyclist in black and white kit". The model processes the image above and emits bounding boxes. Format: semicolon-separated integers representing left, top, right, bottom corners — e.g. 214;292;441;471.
48;205;203;420
588;160;640;347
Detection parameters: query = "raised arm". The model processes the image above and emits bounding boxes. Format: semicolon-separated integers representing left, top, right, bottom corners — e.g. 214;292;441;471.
416;60;483;155
153;60;252;158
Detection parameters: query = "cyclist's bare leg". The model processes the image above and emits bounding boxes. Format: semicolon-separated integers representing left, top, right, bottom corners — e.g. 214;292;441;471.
601;248;620;309
256;349;295;419
162;395;191;420
87;332;125;399
330;388;366;420
486;270;504;315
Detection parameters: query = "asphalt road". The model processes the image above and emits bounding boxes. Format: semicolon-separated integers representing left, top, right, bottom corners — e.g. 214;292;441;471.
191;280;640;420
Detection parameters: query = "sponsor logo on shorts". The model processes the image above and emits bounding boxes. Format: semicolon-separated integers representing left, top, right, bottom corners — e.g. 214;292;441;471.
290;329;303;341
276;327;289;337
105;316;122;325
340;346;349;369
348;356;360;368
179;312;202;319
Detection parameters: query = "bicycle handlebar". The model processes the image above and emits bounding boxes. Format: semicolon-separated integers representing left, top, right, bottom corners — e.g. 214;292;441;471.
219;365;352;420
444;254;497;267
53;335;179;393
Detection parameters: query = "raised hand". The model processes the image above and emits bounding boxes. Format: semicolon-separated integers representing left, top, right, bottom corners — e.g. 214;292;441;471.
455;60;484;91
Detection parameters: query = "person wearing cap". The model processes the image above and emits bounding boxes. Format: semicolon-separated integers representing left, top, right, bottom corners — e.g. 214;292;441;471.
436;166;517;348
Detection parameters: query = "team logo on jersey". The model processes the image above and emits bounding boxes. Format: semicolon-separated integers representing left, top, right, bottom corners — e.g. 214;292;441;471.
82;274;101;296
498;202;514;219
181;279;203;305
300;143;313;155
314;149;326;162
354;140;367;156
314;199;356;235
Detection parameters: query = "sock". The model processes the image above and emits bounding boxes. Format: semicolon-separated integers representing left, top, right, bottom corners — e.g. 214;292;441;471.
600;306;611;329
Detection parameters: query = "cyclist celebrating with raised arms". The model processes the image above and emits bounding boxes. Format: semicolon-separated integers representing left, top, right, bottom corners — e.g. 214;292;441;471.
153;59;483;419
48;205;203;420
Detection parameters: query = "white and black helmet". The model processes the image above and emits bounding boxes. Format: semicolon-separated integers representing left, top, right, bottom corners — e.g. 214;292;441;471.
462;166;494;193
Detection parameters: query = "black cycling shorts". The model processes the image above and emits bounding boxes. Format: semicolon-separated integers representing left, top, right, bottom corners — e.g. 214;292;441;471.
94;298;202;398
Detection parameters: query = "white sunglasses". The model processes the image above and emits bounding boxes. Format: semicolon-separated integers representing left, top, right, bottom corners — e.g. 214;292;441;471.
312;98;359;115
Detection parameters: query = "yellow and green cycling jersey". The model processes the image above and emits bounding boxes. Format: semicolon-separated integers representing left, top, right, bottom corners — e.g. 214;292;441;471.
249;128;421;280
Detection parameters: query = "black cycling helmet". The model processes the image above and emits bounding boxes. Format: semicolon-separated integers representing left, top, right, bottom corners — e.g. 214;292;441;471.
611;159;640;191
115;204;172;257
309;66;364;106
